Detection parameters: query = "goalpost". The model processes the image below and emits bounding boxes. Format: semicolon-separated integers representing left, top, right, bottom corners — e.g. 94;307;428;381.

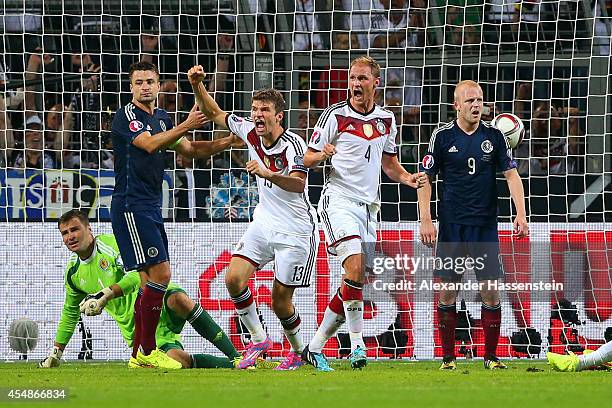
0;0;610;361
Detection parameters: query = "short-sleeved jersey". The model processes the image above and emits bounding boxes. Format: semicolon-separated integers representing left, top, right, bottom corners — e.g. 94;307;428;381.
225;113;317;236
55;233;182;348
111;102;174;212
420;120;516;226
308;100;398;205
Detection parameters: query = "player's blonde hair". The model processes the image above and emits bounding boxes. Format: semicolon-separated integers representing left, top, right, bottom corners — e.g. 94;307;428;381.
454;80;482;102
350;56;381;78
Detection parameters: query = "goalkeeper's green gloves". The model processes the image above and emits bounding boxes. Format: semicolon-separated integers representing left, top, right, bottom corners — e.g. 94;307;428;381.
39;346;62;368
79;287;114;316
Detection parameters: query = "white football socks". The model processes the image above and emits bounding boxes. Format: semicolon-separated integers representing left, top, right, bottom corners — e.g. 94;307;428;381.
578;340;612;371
309;307;346;353
343;299;366;350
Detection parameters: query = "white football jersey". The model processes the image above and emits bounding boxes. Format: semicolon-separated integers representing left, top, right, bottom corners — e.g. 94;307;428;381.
226;113;317;236
308;100;398;205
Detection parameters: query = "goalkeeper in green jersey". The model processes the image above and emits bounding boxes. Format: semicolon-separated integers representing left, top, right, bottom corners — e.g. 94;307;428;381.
39;209;242;369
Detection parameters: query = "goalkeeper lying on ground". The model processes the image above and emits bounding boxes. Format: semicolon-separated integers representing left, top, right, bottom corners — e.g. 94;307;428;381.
39;209;242;369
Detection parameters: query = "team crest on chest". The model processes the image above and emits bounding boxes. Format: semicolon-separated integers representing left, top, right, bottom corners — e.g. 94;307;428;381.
481;140;493;153
159;120;167;131
376;120;386;134
363;123;374;138
99;258;109;271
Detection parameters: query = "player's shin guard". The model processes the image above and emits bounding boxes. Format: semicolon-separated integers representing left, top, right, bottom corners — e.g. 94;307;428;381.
231;287;267;343
341;279;365;351
140;281;167;355
280;309;304;353
579;340;612;370
309;289;346;353
481;303;501;359
437;303;457;359
131;289;143;358
187;304;240;360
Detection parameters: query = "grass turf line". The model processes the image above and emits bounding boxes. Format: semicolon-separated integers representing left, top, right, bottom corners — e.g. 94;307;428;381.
1;360;611;408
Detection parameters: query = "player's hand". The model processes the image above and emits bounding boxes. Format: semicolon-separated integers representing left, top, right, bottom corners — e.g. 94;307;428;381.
227;133;245;148
405;172;427;189
246;160;272;179
321;144;336;160
38;346;62;368
79;287;114;316
184;105;208;130
420;219;437;248
513;215;529;239
188;65;206;84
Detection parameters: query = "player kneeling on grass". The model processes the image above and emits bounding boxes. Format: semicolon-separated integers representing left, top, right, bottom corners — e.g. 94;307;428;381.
39;210;242;369
547;342;612;372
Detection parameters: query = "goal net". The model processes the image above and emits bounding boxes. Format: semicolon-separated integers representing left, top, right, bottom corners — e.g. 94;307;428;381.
1;0;611;361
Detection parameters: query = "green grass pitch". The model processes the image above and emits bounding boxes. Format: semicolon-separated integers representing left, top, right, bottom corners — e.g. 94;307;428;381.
1;360;611;407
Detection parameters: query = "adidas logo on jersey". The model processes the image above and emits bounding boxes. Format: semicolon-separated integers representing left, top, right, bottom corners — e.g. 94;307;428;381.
346;124;355;131
146;124;152;131
448;146;458;153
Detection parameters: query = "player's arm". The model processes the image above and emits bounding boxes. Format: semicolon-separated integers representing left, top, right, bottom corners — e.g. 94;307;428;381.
132;105;207;154
173;133;243;160
304;146;336;168
304;111;337;167
417;130;442;248
504;168;529;238
188;65;228;128
495;130;528;238
417;174;436;248
79;264;141;316
381;153;425;189
246;161;306;193
40;275;86;368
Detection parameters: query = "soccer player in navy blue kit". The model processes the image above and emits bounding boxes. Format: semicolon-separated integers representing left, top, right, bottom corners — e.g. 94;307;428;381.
418;80;529;370
111;61;240;368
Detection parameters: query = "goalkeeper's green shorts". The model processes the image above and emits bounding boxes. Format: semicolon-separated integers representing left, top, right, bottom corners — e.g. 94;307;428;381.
159;340;184;353
155;286;187;350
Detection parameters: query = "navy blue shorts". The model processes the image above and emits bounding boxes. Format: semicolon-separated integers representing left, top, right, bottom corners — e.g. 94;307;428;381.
434;223;503;281
111;208;169;271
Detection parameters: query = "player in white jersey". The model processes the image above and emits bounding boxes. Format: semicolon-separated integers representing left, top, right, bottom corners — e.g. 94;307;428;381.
188;65;319;370
302;56;425;371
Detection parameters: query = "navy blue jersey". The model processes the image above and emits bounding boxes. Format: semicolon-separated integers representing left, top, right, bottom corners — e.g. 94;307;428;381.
420;120;516;226
111;102;174;211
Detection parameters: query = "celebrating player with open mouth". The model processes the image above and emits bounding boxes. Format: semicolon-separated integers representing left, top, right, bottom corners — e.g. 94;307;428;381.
301;56;425;371
188;65;319;370
110;61;240;369
418;80;529;370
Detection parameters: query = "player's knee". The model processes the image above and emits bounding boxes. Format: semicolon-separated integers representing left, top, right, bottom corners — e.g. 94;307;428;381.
342;254;364;282
480;291;500;307
146;262;171;285
439;289;458;305
167;292;194;318
224;270;246;294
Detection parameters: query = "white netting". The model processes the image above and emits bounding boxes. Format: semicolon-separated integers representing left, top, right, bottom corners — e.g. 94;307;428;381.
0;0;610;361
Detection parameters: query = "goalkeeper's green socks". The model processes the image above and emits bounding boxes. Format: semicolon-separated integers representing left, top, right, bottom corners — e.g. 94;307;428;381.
191;354;234;369
187;304;240;360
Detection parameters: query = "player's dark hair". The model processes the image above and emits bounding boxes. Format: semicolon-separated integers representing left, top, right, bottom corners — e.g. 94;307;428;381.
252;88;286;114
129;61;160;81
58;209;90;228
